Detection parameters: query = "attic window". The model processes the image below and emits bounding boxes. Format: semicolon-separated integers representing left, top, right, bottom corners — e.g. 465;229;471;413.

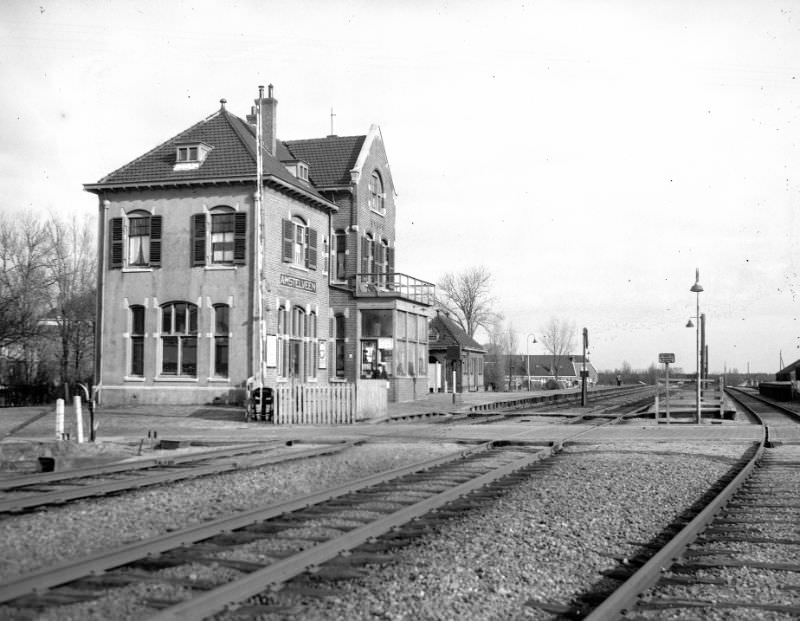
285;161;310;181
298;162;309;181
174;142;211;171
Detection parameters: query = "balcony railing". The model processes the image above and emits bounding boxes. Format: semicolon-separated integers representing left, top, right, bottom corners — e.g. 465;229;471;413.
347;272;436;306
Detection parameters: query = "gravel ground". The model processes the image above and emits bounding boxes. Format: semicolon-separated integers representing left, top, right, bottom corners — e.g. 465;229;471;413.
634;444;800;621
0;440;760;620
220;440;751;621
0;441;461;583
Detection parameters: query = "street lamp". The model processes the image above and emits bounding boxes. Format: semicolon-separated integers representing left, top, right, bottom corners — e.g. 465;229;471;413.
689;268;704;424
526;334;537;392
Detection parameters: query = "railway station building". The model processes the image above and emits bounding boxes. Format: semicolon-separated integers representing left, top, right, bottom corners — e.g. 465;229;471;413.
85;87;433;406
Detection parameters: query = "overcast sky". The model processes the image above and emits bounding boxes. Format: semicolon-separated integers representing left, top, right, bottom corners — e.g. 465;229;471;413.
2;0;799;374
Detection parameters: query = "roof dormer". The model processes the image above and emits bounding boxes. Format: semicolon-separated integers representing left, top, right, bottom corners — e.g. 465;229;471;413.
173;141;212;171
284;159;310;183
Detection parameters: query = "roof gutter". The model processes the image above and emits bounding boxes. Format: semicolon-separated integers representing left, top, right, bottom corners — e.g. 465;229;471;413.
84;175;338;213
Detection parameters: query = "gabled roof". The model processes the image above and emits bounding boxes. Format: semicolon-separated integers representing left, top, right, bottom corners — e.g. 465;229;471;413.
776;358;800;380
428;313;486;354
283;135;366;188
85;104;332;209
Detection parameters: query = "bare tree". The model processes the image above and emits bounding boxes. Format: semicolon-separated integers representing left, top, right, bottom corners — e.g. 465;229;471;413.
484;318;518;390
46;213;97;390
539;317;576;381
438;266;500;338
0;213;52;350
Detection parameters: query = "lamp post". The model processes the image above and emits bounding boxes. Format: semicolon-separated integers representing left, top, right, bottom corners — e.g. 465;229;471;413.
526;334;536;392
689;268;704;424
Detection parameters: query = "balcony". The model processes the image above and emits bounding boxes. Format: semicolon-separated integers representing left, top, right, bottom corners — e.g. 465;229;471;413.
345;272;436;306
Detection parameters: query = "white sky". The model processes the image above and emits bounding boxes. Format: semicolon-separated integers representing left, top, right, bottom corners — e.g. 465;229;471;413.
2;0;799;374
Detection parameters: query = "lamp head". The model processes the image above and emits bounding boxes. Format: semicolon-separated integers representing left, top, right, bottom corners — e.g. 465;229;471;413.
686;319;694;328
690;268;704;293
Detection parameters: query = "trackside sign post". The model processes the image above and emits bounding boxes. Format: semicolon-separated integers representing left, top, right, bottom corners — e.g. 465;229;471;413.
658;353;675;423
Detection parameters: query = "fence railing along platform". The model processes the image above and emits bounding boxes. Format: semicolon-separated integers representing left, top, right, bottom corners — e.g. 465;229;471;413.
274;384;355;424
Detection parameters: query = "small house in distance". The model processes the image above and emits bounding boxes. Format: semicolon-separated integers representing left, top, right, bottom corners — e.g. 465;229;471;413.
427;311;486;392
484;354;598;391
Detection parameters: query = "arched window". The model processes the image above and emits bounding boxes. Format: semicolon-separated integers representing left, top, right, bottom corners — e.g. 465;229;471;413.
293;216;307;266
160;302;198;376
128;212;151;266
369;171;384;213
210;206;236;264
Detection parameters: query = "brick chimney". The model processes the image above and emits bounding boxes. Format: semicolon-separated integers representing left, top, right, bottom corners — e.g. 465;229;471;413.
246;85;278;156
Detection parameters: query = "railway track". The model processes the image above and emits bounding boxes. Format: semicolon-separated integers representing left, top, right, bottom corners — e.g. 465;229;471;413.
467;386;656;426
0;439;559;619
0;441;353;514
576;386;800;620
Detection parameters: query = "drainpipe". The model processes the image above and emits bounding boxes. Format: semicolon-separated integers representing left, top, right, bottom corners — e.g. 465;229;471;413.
94;197;109;405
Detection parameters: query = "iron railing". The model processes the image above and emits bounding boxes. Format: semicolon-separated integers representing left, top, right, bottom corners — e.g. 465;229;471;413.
349;272;436;306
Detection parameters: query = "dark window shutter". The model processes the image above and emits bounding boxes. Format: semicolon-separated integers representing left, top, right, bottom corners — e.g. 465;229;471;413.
233;212;247;265
361;236;369;274
191;213;206;266
109;217;123;269
149;216;162;267
306;227;317;270
282;219;294;262
387;246;395;274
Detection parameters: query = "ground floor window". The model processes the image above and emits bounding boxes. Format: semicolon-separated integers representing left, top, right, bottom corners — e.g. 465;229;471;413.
130;305;145;376
161;302;198;376
359;308;427;379
213;304;229;377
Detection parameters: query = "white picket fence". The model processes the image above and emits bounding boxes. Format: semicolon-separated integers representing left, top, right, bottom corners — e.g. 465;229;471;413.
274;383;356;424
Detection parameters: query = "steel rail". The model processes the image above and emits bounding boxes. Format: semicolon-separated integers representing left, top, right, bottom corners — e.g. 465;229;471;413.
584;393;768;621
726;386;800;423
0;440;495;603
0;442;280;491
148;445;557;621
0;442;353;514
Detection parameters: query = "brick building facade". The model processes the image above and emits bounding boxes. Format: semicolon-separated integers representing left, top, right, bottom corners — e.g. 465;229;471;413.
85;87;433;405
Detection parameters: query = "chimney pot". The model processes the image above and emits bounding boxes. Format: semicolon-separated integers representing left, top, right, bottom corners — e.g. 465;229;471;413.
255;84;277;157
220;98;227;109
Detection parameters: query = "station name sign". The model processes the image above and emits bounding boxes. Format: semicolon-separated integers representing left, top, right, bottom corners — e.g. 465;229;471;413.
279;273;316;293
658;353;675;364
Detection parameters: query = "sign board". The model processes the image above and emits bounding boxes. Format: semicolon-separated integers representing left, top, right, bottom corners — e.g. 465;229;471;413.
658;353;675;364
279;273;316;293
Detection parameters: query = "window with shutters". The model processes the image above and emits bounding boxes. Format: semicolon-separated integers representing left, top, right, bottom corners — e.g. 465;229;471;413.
192;208;246;267
369;170;385;214
160;302;198;377
282;217;317;270
109;212;162;270
213;304;229;377
130;305;145;377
